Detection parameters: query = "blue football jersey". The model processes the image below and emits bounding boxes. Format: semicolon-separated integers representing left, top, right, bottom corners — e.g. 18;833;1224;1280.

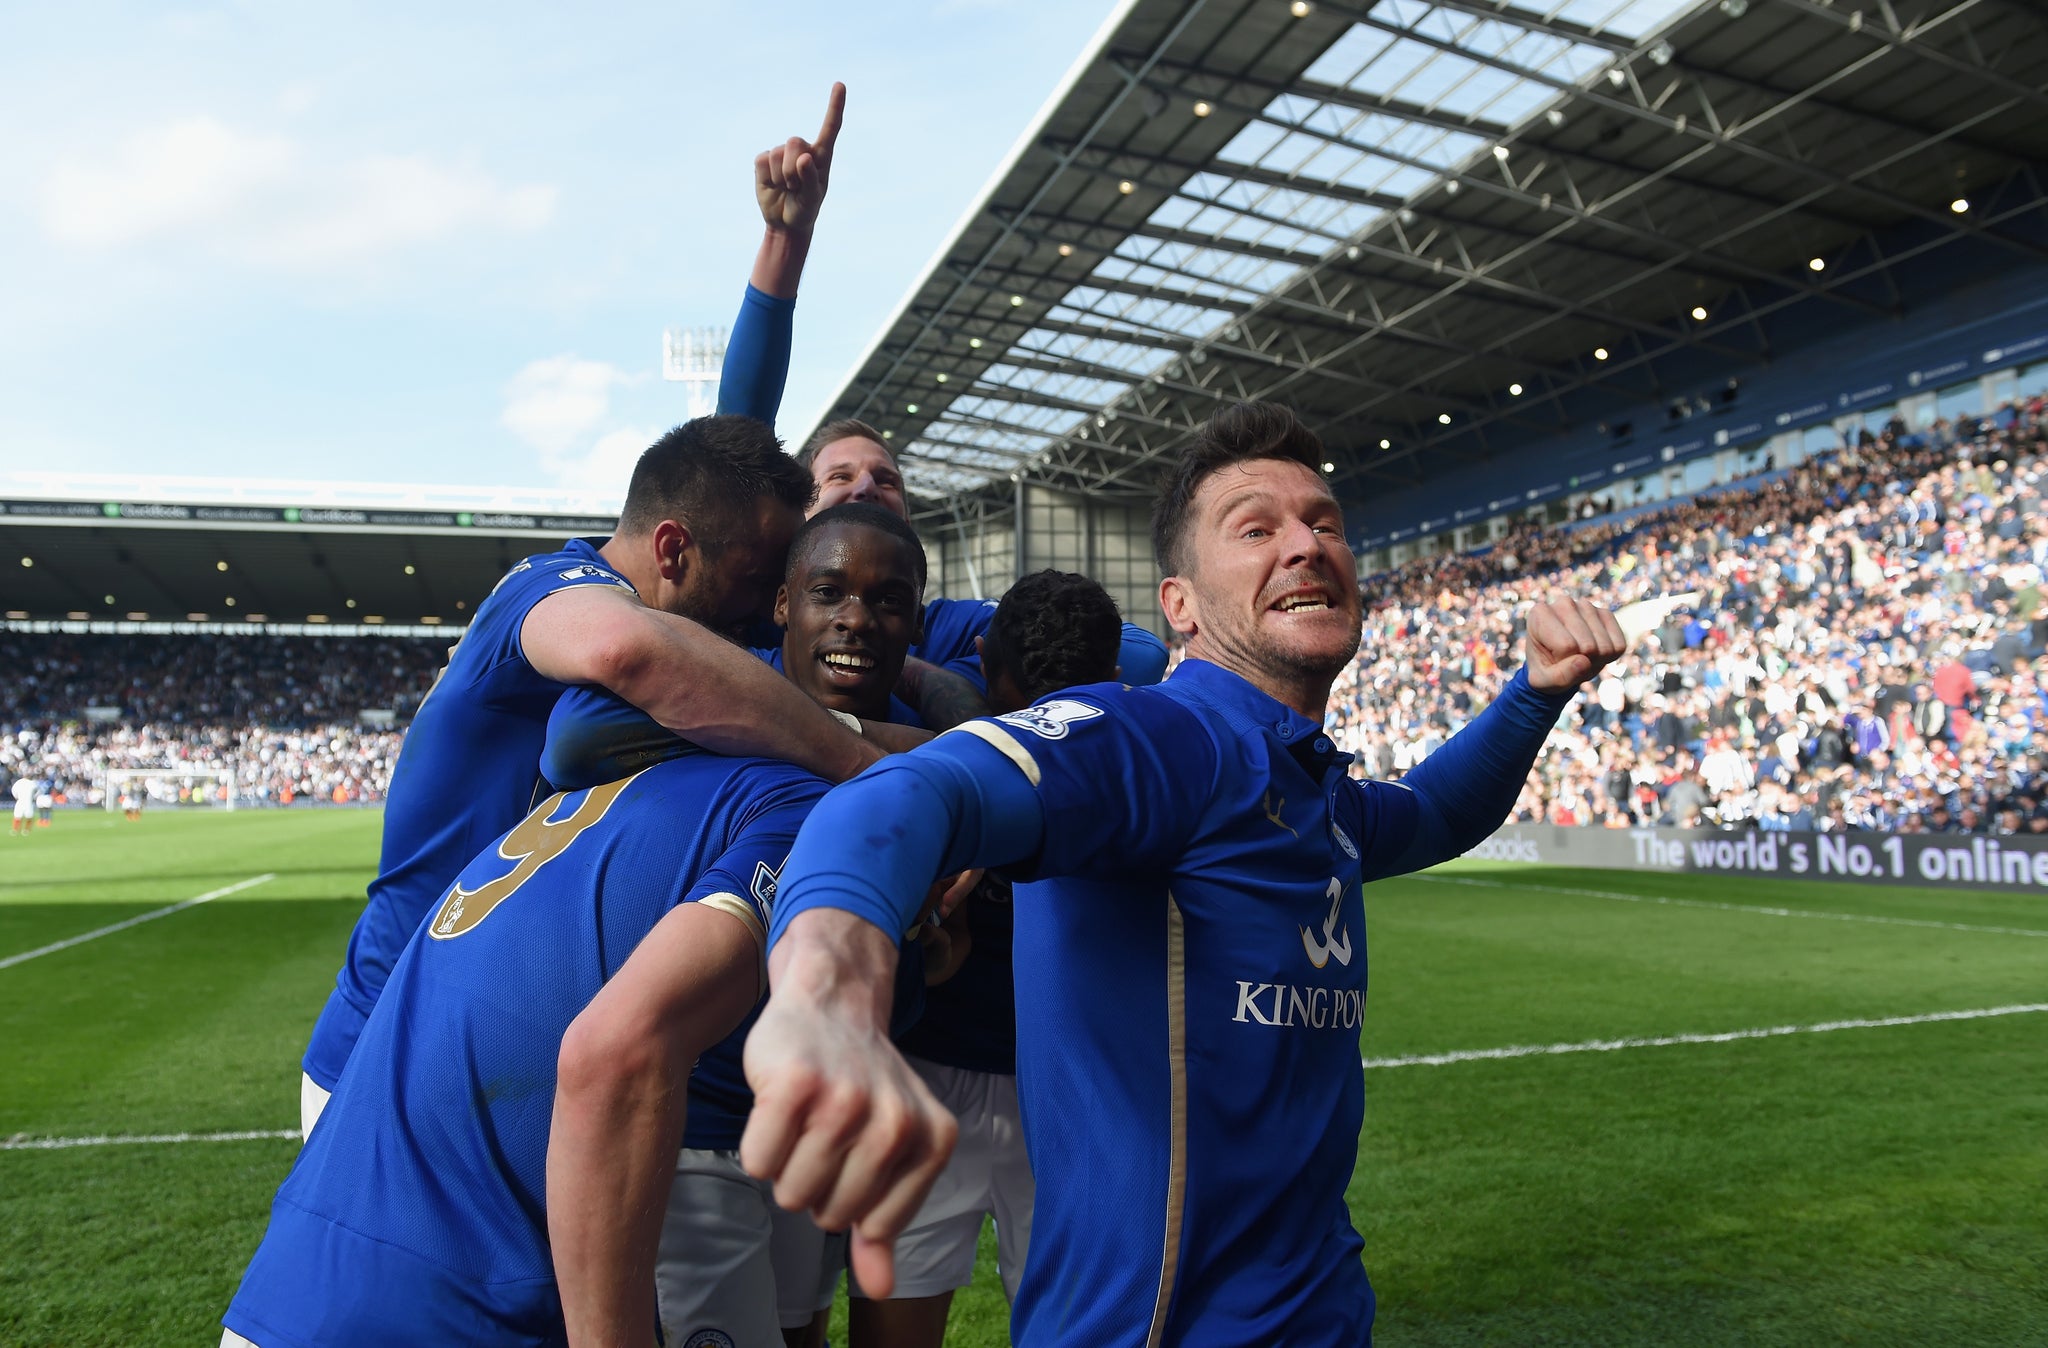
769;658;1559;1347
227;757;824;1348
539;676;926;1150
300;539;638;1090
955;664;1406;1347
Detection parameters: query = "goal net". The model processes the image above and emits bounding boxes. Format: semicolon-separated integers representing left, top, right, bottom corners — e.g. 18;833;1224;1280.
104;767;238;812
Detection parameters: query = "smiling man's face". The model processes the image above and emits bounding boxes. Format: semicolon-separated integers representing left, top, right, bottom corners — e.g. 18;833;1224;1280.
773;520;924;720
1166;456;1362;692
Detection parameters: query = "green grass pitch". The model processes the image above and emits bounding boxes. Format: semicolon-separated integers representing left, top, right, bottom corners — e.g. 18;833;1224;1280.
2;810;2044;1346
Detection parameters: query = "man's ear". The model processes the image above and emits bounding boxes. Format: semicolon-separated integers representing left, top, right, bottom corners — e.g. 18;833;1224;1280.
1160;574;1199;638
652;519;693;584
772;583;790;630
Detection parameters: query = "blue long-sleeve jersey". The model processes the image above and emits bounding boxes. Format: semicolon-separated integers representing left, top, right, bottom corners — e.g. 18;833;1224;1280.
767;659;1572;1348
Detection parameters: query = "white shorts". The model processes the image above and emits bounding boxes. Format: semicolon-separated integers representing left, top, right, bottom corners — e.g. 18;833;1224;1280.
299;1072;330;1140
12;799;33;821
769;1203;846;1327
221;1330;261;1347
850;1056;1033;1302
656;1149;846;1342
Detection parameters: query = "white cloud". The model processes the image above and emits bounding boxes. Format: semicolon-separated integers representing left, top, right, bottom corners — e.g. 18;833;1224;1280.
37;115;556;269
499;355;652;488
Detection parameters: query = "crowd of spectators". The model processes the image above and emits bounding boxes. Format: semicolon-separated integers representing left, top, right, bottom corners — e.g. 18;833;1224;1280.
1;634;444;809
1327;398;2048;837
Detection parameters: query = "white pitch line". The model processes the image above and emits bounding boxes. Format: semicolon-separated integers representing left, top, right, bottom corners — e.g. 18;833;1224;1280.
0;1129;300;1152
0;873;277;970
1418;873;2048;938
1363;1002;2048;1069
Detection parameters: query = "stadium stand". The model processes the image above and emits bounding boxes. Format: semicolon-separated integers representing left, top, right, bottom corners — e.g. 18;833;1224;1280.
1328;395;2048;837
1;634;444;809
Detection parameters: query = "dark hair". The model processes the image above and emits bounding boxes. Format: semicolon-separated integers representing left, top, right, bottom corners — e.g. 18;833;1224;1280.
787;501;927;591
1150;401;1325;576
984;570;1122;702
797;418;896;471
617;416;815;550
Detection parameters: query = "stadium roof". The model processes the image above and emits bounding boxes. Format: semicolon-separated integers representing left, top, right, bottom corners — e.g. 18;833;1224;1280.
0;475;617;627
813;0;2048;511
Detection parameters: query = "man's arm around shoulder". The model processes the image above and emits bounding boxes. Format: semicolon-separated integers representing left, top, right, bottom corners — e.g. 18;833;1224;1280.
521;585;880;784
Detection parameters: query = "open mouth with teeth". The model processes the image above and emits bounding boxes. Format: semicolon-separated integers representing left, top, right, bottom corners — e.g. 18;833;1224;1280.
818;648;880;684
1272;591;1334;613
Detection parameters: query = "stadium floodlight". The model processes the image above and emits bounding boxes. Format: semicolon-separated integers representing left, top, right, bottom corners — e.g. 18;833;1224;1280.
1509;382;1524;396
1951;198;1969;214
1321;461;1335;472
1057;243;1074;257
936;373;949;384
1492;145;1510;161
1594;347;1611;360
1009;295;1025;306
969;336;984;347
1379;438;1391;449
1647;40;1674;66
1438;413;1452;425
1719;0;1748;14
1289;0;1312;15
907;403;919;414
216;560;228;571
662;325;728;419
103;594;114;604
224;597;236;607
1691;306;1708;320
1118;179;1135;195
1193;100;1212;117
1809;257;1826;271
1606;68;1628;87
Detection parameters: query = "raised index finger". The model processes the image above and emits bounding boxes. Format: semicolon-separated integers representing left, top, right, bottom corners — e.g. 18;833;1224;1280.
814;81;847;157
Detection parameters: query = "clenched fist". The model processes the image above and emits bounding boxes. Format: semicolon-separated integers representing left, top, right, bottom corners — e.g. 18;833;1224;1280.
1523;596;1626;695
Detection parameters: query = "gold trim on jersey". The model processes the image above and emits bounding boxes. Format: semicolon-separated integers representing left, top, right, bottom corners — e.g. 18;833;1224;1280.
1144;892;1190;1348
939;721;1043;787
697;892;769;994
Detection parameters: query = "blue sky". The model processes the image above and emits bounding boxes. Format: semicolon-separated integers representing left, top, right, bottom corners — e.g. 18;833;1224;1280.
0;0;1121;500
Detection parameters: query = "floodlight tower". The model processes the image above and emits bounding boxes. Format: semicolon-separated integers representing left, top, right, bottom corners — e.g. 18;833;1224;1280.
663;326;728;419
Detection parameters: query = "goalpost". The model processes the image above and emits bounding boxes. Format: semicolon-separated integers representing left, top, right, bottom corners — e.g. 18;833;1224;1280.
104;767;238;812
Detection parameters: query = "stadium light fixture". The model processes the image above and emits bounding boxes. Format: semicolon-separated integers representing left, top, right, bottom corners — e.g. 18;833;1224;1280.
969;336;983;348
1289;0;1312;16
103;594;114;604
1444;180;1460;195
1647;40;1674;66
1321;461;1335;473
1056;244;1073;257
1719;0;1748;14
1437;412;1452;424
1606;68;1628;88
1808;256;1826;271
1193;100;1212;118
1545;109;1567;128
882;430;894;439
346;598;357;608
421;616;443;626
907;403;919;414
1691;306;1708;321
18;556;29;567
1379;438;1391;449
935;372;949;383
224;597;236;607
1594;347;1610;360
1951;198;1969;214
216;560;228;571
1009;295;1025;307
1492;145;1510;161
1509;382;1524;396
403;564;415;575
1118;180;1135;195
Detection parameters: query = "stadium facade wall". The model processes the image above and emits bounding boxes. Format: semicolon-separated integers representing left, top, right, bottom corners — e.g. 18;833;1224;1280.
1354;249;2048;551
1468;825;2048;895
925;482;1165;636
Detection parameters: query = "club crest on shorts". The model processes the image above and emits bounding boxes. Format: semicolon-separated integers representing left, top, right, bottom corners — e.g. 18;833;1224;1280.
995;698;1104;740
683;1332;737;1348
